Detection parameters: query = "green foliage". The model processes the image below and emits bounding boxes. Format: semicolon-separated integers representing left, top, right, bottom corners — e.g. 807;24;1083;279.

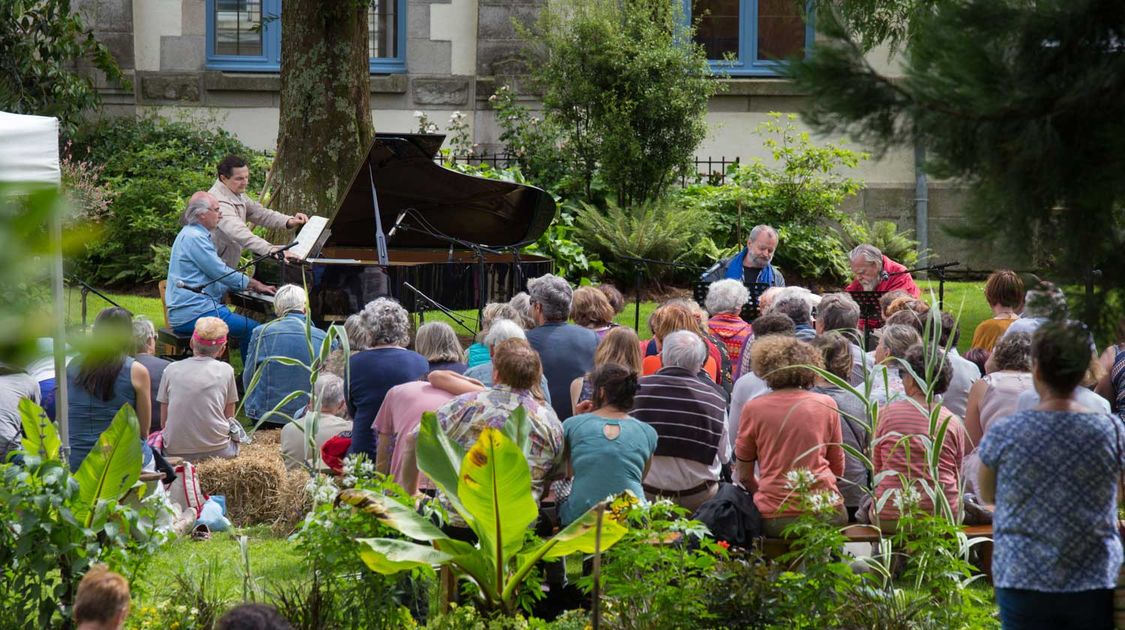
676;113;868;284
488;86;574;197
424;604;588;630
69;115;271;287
843;213;925;268
0;401;169;628
0;0;126;136
520;0;718;206
573;198;711;286
581;496;726;630
340;410;627;615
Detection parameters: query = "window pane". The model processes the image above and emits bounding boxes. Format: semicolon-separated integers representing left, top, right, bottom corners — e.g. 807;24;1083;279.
214;0;263;56
692;0;740;60
756;0;805;61
370;0;398;59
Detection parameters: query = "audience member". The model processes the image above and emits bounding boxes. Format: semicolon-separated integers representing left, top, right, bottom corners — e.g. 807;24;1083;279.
641;302;720;382
159;317;240;461
733;312;795;382
868;324;922;405
736;335;845;536
466;302;520;368
1002;281;1066;339
462;319;551;401
435;339;564;530
885;296;929;319
242;285;327;427
632;331;729;512
508;292;537;330
347;298;428;460
323;313;368;378
978;321;1125;629
1022;351;1110;413
961;332;1033;494
560;364;657;525
130;316;171;430
68;307;152;470
772;296;815;341
870;344;966;528
963;347;991;376
811;333;870;521
757;286;784;314
73;565;130;630
525;274;599;421
705;279;752;366
970;270;1024;351
595;283;626;316
415;321;467;374
374;372;460;494
215;603;293;630
0;363;41;461
279;374;351;471
883;308;925;335
569;326;642;415
878;290;911;320
570;285;619;339
681;298;733;390
939;312;982;417
815;292;871;386
728;313;797;437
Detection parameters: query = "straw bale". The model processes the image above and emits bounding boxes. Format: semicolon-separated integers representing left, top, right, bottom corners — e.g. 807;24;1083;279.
194;430;311;531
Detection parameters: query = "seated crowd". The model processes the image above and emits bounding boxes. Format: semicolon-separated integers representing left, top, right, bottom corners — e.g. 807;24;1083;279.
8;221;1125;627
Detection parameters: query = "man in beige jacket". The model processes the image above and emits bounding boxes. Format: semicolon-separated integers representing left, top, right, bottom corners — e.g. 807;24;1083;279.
208;155;310;269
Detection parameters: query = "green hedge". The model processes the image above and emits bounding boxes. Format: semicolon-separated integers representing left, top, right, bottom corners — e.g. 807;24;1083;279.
70;116;271;288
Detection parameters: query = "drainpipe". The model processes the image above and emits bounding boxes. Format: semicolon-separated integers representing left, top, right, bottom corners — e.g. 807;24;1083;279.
914;140;929;267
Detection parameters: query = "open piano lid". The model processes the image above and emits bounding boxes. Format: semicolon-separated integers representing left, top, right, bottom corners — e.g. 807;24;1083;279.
322;132;557;251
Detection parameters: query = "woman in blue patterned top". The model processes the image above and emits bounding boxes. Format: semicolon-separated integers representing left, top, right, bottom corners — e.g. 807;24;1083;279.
978;321;1125;630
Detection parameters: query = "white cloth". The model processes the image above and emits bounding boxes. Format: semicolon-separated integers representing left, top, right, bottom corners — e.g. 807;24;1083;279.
940;348;981;417
1016;386;1110;414
0;112;59;184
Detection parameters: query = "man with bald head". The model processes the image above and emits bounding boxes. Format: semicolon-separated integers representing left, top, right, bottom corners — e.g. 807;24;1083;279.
701;224;786;286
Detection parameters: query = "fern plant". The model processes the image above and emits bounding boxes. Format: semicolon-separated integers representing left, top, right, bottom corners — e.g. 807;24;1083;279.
843;212;927;268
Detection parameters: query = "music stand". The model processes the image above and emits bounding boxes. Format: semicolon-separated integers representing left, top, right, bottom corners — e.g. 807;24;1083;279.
693;281;770;323
847;290;886;350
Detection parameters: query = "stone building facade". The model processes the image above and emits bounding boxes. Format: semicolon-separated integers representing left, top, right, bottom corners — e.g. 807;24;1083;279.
75;0;1001;268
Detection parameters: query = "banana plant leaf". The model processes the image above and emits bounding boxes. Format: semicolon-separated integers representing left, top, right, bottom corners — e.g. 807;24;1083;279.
337;488;449;541
416;412;467;503
72;404;142;527
356;537;453;574
19;398;59;461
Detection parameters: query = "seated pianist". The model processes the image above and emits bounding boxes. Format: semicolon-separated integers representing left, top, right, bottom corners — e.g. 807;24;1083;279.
165;193;276;361
700;224;786;286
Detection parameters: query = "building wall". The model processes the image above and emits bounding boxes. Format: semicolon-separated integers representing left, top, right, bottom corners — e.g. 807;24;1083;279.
77;0;998;269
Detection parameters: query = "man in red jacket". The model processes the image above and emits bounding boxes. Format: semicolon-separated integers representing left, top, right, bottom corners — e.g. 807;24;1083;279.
844;244;920;297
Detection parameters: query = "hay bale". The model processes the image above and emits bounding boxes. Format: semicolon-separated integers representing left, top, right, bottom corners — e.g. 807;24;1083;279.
194;430;310;530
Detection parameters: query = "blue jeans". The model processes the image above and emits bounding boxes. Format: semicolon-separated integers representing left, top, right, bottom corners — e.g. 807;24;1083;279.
995;587;1113;630
173;305;259;361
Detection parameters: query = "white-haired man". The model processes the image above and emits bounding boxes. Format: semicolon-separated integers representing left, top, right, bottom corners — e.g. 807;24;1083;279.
700;224;785;286
631;330;730;511
242;284;327;427
845;244;919;297
280;373;352;471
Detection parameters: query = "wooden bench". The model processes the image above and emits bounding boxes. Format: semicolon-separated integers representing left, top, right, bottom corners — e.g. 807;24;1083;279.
761;523;994;580
156;280;192;360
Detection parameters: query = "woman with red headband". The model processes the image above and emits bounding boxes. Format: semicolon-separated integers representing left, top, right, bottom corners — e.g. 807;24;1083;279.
158;317;242;460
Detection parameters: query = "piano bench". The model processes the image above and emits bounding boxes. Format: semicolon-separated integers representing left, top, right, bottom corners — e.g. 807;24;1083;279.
157;327;192;360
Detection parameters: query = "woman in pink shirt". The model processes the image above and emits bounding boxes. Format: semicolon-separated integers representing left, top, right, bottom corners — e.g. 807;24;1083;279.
735;336;846;537
871;344;967;530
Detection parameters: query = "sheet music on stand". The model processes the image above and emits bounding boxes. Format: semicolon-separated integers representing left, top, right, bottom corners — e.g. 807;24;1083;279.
847;290;886;350
693;281;771;323
288;216;331;261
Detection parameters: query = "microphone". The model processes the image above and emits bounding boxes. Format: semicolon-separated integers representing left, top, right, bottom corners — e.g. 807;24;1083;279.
387;210;409;239
271;240;300;260
448;243;454;263
175;280;204;294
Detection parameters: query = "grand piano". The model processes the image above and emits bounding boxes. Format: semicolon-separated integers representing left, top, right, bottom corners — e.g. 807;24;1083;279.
231;133;556;327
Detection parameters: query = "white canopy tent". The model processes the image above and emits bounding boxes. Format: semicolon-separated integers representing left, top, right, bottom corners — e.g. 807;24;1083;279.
0;111;70;456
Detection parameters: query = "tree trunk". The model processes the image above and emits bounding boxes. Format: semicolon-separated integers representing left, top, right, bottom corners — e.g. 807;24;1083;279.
272;1;373;221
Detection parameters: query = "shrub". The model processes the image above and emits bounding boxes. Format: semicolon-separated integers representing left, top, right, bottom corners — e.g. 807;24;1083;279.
573;198;710;286
69;115;271;287
843;212;926;268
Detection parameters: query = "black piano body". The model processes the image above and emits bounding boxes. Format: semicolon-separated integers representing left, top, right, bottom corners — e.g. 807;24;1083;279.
232;133;555;327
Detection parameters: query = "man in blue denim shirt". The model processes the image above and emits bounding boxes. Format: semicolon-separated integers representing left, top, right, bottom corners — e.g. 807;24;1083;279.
165;194;275;360
242;285;327;427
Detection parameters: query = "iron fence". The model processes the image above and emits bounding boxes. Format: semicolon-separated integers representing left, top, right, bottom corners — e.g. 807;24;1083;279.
438;154;742;187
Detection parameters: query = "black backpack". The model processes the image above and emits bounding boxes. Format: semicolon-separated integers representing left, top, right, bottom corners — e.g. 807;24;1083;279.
692;482;762;548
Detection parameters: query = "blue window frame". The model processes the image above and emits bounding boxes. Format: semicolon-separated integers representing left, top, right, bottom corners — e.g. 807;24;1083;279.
685;0;813;76
205;0;406;73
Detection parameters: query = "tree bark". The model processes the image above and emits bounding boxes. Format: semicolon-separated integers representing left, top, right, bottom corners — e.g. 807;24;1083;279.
272;1;373;220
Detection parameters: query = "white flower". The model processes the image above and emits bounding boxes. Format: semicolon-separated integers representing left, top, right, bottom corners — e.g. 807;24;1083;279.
413;110;424;118
893;486;923;511
785;468;816;490
305;475;337;504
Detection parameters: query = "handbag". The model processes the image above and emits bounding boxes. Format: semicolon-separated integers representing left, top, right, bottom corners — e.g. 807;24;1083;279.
167;461;208;519
692;482;762;548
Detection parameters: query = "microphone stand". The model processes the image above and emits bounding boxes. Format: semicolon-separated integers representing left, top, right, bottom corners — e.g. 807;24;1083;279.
68;275;127;330
618;255;702;333
402;282;478;337
890;261;960;310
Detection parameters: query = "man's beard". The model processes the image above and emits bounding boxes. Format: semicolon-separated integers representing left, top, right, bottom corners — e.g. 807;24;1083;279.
859;278;878;291
748;254;771;268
